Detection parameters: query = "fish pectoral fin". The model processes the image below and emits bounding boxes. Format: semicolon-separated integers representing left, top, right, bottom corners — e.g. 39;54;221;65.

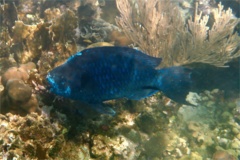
128;87;159;100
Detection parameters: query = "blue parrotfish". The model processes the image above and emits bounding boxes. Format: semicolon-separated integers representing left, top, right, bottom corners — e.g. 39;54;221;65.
46;46;192;115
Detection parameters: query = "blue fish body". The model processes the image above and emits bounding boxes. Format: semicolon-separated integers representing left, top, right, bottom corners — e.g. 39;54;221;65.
46;46;192;114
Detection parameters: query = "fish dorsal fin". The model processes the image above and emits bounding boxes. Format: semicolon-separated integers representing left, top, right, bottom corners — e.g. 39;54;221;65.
85;46;162;68
69;46;162;68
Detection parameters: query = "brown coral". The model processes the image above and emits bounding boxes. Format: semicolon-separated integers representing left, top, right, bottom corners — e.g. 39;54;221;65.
1;67;29;86
0;64;40;115
6;79;32;102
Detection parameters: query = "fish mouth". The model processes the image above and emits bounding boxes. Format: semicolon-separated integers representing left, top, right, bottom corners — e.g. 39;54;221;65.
46;73;54;85
44;80;52;91
45;73;72;97
45;73;57;92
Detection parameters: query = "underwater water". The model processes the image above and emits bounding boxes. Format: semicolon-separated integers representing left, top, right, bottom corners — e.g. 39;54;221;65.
0;0;240;160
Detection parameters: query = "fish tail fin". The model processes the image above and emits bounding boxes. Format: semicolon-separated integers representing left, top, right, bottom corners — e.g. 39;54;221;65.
157;66;192;104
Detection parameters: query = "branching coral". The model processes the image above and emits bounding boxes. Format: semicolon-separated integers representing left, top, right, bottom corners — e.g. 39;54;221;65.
116;0;183;60
177;3;240;67
116;0;240;67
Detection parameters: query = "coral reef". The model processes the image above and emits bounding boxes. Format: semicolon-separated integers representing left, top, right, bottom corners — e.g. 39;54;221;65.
11;9;78;65
91;135;138;159
77;0;128;46
178;89;240;159
39;88;240;160
0;63;40;115
0;113;65;159
0;0;239;159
